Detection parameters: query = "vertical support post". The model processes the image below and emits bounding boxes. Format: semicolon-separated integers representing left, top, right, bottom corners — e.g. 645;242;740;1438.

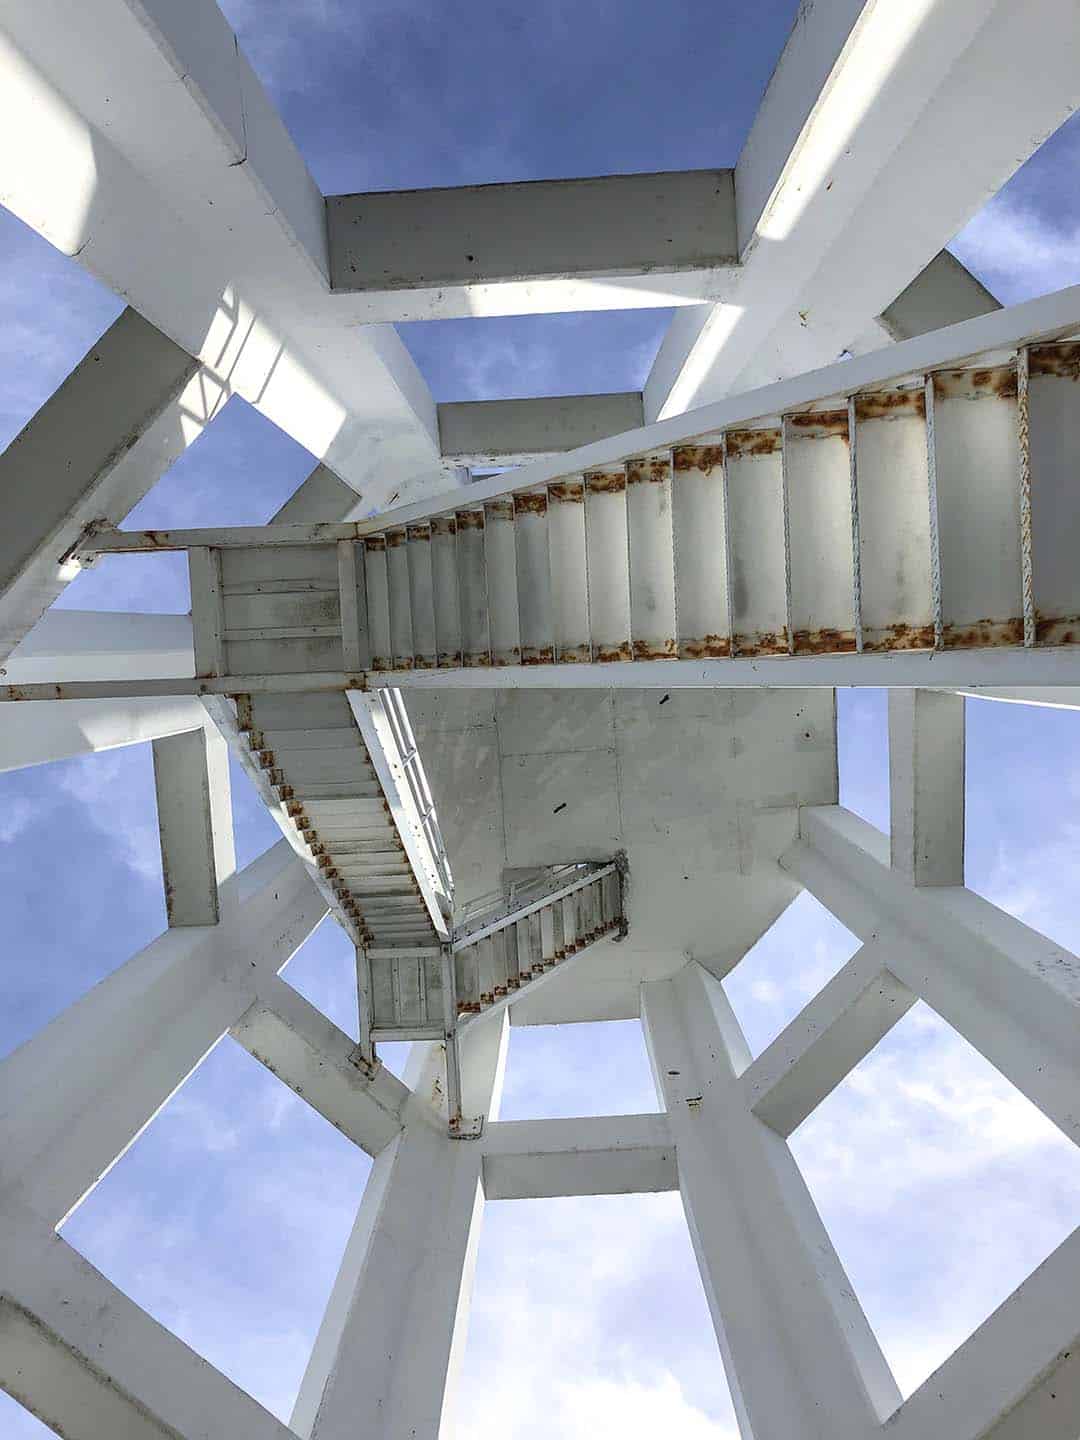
355;944;376;1070
642;962;900;1439
293;1016;509;1440
189;547;226;678
152;725;236;925
441;943;463;1130
337;538;370;672
888;688;965;886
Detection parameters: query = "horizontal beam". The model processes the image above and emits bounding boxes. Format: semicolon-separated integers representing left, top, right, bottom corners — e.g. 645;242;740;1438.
11;647;1080;699
481;1114;675;1199
231;976;409;1157
327;171;737;319
0;1226;292;1440
741;942;916;1137
437;393;644;466
0;695;209;771
3;608;195;682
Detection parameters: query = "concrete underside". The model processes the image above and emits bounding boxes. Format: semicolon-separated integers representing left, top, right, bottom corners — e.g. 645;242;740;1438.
408;687;837;1023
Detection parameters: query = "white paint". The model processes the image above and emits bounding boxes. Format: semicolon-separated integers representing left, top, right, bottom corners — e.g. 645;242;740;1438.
480;1114;675;1199
784;805;1080;1146
0;839;325;1228
642;962;901;1438
293;1018;508;1440
0;3;455;509
646;0;1080;419
152;725;236;926
888;688;965;885
0;309;200;663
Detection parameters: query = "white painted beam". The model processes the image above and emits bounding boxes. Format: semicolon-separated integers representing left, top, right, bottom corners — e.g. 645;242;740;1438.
15;644;1080;699
0;1224;293;1440
877;250;1000;344
0;839;325;1228
741;941;916;1137
783;806;1080;1147
645;0;1080;420
888;688;965;886
0;308;201;663
438;393;645;466
152;726;235;927
0;696;208;771
327;171;737;320
642;962;900;1438
950;686;1080;711
481;1113;676;1199
271;464;362;526
3;609;194;683
231;975;409;1158
293;1020;508;1440
886;1226;1080;1440
0;4;454;510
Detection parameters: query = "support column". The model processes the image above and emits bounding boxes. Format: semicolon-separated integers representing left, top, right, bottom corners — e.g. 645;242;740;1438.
888;688;965;886
152;725;236;926
642;962;900;1440
292;1013;509;1440
0;839;325;1228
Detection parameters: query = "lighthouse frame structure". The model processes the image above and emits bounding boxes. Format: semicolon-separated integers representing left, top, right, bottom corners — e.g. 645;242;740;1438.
3;2;1080;1436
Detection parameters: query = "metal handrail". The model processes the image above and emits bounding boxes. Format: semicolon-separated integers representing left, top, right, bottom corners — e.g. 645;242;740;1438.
380;688;454;912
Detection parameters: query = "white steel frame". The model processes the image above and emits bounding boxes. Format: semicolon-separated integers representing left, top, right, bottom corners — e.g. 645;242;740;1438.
3;1;1080;1436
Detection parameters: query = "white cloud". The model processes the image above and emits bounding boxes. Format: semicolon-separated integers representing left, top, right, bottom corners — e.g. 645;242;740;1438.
952;197;1080;304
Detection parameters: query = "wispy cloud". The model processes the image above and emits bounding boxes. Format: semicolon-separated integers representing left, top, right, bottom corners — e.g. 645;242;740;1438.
953;196;1080;305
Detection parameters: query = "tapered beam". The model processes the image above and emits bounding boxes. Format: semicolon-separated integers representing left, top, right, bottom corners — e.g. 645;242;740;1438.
0;3;453;509
642;962;900;1438
231;976;409;1157
327;171;737;320
0;1225;292;1440
877;250;999;344
293;1020;508;1440
0;308;201;663
888;688;965;886
0;840;325;1228
437;393;645;467
152;726;235;926
481;1114;675;1199
783;806;1080;1146
646;0;1080;419
4;609;194;683
741;941;916;1137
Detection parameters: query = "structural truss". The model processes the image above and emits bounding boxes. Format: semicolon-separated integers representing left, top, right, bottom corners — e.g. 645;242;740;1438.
2;1;1080;1437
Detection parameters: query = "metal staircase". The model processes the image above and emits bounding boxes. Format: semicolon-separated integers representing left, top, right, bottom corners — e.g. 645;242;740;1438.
66;289;1080;679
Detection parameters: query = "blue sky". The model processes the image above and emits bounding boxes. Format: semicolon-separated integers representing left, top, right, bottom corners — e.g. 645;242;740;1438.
4;2;1080;1435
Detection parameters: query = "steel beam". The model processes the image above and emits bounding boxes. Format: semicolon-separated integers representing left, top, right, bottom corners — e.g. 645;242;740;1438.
0;840;325;1228
292;1019;508;1440
646;0;1080;420
740;942;916;1137
0;308;201;663
480;1114;675;1199
437;393;645;466
231;977;409;1157
888;688;965;886
151;725;236;927
0;1224;293;1440
327;171;737;320
642;962;901;1438
0;3;453;510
